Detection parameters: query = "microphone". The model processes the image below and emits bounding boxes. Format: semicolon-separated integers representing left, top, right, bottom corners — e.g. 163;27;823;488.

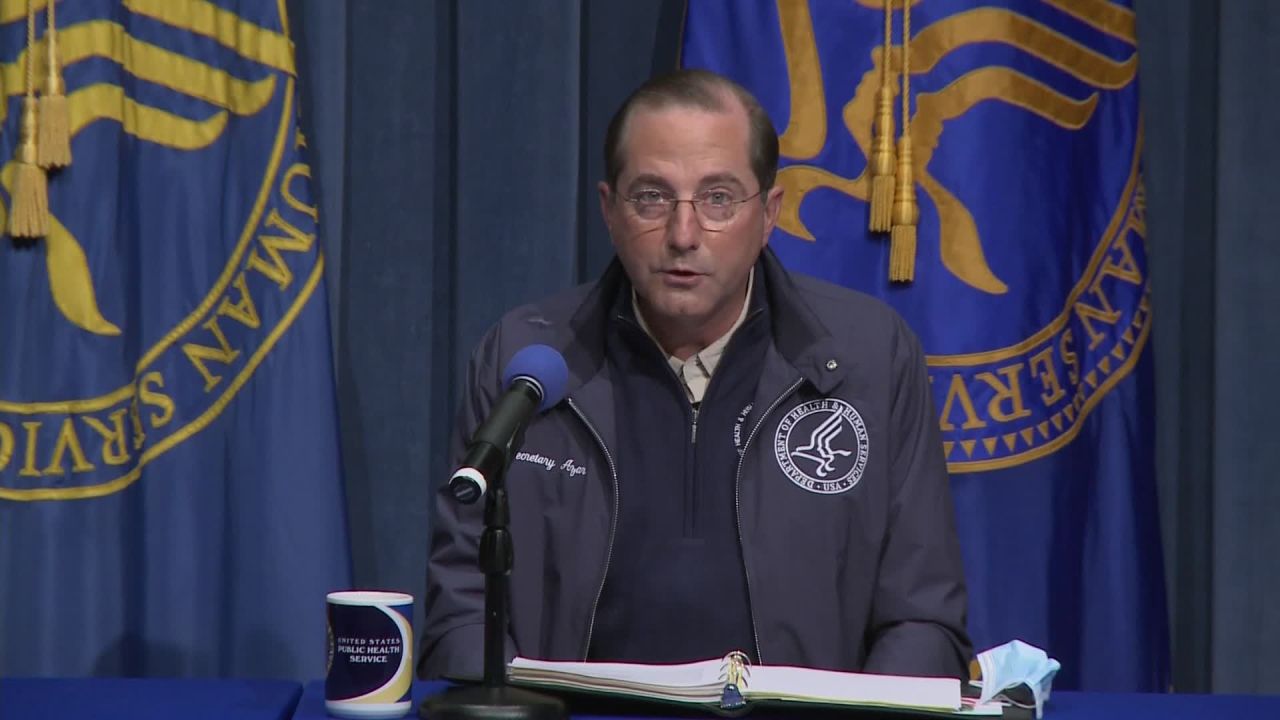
423;345;572;720
448;344;569;504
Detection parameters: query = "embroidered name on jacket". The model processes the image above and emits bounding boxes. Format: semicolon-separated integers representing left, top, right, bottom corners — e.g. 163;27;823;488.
774;398;869;495
514;451;586;478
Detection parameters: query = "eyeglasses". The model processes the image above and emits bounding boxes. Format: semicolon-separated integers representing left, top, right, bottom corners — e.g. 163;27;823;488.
621;189;764;231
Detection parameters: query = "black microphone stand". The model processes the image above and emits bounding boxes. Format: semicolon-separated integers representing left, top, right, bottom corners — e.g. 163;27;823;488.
420;441;566;720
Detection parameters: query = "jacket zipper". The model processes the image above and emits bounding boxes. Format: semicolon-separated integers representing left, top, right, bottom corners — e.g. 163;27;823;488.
568;397;620;660
733;377;804;664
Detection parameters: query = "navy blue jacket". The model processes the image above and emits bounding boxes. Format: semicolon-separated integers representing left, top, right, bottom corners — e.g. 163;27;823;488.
421;249;971;679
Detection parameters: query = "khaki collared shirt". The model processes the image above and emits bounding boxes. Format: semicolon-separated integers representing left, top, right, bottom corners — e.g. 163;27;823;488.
632;269;754;405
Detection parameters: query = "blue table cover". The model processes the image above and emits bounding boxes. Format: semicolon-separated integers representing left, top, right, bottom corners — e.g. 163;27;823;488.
1;678;302;720
293;681;1280;720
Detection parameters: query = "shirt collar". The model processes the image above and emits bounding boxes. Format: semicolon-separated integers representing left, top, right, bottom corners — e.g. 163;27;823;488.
632;268;755;402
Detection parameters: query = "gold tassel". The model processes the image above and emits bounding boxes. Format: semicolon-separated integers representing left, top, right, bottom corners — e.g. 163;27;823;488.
889;135;917;282
38;0;71;169
889;0;916;282
10;97;50;239
9;1;49;240
868;0;895;232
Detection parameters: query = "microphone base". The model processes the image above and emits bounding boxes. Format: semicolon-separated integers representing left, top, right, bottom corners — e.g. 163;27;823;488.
418;684;566;720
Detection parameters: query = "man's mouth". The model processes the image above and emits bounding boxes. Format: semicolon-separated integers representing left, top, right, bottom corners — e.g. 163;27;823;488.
658;268;705;287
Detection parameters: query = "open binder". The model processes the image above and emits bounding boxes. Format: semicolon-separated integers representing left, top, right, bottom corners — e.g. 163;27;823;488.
508;652;1016;717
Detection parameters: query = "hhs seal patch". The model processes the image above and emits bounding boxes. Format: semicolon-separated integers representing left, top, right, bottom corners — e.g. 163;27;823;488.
774;398;869;495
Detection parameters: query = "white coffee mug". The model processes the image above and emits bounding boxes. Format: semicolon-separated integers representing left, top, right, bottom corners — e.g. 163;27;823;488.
325;590;414;719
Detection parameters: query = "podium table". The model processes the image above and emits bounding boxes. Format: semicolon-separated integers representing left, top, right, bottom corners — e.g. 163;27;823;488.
1;677;302;720
293;680;1280;720
8;676;1279;719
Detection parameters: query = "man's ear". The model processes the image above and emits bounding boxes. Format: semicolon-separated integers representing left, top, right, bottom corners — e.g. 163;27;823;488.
599;181;617;245
761;185;784;247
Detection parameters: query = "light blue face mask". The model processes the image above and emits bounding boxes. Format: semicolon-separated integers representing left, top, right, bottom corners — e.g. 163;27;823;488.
973;640;1061;719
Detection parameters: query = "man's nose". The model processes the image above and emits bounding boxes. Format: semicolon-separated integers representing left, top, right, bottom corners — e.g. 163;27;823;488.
666;200;702;251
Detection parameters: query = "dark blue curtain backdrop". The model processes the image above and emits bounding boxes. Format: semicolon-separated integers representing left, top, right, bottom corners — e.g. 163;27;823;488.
289;0;684;669
292;0;1280;694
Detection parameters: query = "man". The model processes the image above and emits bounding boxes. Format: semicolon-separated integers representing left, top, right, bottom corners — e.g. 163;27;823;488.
421;69;970;680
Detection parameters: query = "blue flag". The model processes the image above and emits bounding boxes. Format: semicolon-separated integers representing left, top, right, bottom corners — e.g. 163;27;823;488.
0;0;349;677
683;0;1167;691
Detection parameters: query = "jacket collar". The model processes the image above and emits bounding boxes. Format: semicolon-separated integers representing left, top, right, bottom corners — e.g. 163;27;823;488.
757;247;844;394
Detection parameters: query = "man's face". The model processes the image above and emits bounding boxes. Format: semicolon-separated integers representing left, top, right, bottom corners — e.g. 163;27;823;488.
600;101;783;340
